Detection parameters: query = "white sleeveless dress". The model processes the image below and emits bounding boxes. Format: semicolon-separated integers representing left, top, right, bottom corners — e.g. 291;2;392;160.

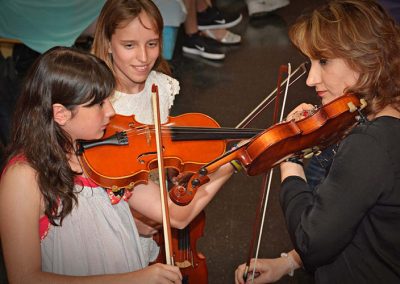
41;177;146;275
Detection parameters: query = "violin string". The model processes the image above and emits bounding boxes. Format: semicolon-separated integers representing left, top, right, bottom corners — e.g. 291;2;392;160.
121;127;262;139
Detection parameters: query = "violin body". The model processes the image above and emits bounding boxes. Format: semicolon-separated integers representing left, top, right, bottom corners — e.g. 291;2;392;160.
244;93;363;175
153;211;208;284
78;113;226;190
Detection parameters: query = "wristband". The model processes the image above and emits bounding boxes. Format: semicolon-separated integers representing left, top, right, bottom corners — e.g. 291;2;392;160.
229;160;242;173
280;252;295;277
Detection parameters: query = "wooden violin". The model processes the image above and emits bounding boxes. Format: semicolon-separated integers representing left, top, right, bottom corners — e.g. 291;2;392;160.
169;93;367;205
76;113;261;191
153;211;208;284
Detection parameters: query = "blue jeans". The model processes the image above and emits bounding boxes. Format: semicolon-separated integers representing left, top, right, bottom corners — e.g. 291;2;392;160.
304;144;338;191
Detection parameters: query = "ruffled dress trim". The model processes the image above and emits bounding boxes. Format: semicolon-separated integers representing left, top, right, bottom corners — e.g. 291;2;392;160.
111;71;180;124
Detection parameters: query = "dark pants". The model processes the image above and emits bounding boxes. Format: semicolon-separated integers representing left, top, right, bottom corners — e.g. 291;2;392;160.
304;144;338;191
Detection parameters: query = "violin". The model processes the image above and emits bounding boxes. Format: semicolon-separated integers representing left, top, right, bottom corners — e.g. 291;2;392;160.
153;212;208;284
169;93;367;205
76;113;261;190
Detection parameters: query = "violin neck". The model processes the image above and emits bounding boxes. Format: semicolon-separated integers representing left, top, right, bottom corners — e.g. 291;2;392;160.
170;127;261;141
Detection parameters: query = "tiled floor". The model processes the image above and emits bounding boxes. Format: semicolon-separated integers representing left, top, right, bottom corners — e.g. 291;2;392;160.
169;0;326;283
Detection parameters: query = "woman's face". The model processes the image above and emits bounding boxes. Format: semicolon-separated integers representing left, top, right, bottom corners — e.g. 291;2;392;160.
109;11;160;94
306;58;360;105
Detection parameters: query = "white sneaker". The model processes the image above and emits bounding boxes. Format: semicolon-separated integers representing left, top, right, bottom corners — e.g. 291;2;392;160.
247;0;290;17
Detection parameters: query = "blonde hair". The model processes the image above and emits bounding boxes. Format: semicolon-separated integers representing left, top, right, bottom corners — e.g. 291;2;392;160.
92;0;170;76
289;0;400;115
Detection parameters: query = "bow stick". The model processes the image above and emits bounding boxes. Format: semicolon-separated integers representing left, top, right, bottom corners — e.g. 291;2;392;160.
243;63;293;282
151;84;174;265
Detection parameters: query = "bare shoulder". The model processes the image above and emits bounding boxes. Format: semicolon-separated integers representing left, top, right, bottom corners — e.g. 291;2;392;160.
0;160;42;214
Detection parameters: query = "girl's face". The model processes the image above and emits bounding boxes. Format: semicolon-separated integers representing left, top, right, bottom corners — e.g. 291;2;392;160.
109;11;160;94
306;58;360;105
63;98;115;141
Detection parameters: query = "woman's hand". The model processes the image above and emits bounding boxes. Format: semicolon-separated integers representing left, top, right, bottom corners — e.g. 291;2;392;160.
235;253;300;284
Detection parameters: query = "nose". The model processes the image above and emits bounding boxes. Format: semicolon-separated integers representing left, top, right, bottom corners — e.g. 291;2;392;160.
137;45;148;62
104;99;115;118
305;61;320;87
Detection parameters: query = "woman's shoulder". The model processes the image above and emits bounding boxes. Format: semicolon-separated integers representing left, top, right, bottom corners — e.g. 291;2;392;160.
352;116;399;138
346;116;400;156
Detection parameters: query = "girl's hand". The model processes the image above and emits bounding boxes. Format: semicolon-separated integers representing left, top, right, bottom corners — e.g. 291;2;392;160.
235;257;292;284
132;263;182;284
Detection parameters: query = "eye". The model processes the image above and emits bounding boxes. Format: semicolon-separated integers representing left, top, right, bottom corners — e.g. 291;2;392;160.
148;40;159;48
319;58;328;65
123;43;135;49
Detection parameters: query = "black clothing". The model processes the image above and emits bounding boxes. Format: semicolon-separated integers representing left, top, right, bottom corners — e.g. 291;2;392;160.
280;116;400;283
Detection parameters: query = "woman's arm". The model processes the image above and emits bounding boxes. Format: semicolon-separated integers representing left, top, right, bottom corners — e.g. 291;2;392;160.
280;133;390;270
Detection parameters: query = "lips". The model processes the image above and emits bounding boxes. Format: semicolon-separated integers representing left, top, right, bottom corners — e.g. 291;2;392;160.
132;65;149;73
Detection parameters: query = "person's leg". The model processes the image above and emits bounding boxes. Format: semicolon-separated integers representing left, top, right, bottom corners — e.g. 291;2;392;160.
184;0;198;35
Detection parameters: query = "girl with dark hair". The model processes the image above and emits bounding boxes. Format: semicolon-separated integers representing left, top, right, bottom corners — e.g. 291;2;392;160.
236;0;400;283
0;46;182;283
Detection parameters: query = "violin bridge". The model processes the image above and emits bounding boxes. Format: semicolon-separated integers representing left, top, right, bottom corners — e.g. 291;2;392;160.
174;260;193;269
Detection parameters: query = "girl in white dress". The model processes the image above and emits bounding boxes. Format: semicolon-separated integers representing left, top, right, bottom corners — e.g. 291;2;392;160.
91;0;235;268
0;47;182;283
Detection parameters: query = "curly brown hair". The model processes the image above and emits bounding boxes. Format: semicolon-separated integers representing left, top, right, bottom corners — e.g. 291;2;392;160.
289;0;400;115
7;47;115;225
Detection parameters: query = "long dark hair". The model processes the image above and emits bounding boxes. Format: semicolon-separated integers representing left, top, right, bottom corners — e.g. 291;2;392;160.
289;0;400;115
7;47;115;225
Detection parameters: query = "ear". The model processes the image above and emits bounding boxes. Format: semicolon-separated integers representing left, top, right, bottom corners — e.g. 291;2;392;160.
108;41;112;54
53;103;72;126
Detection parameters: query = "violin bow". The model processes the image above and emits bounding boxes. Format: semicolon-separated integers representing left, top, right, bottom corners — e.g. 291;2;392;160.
236;62;307;129
151;84;174;266
242;63;293;282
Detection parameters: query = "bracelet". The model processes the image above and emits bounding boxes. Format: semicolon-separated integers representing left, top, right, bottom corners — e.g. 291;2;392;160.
229;160;242;173
280;252;295;277
285;157;304;166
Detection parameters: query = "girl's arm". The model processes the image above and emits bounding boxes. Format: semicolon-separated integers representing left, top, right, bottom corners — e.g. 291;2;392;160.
129;163;234;229
0;162;181;284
